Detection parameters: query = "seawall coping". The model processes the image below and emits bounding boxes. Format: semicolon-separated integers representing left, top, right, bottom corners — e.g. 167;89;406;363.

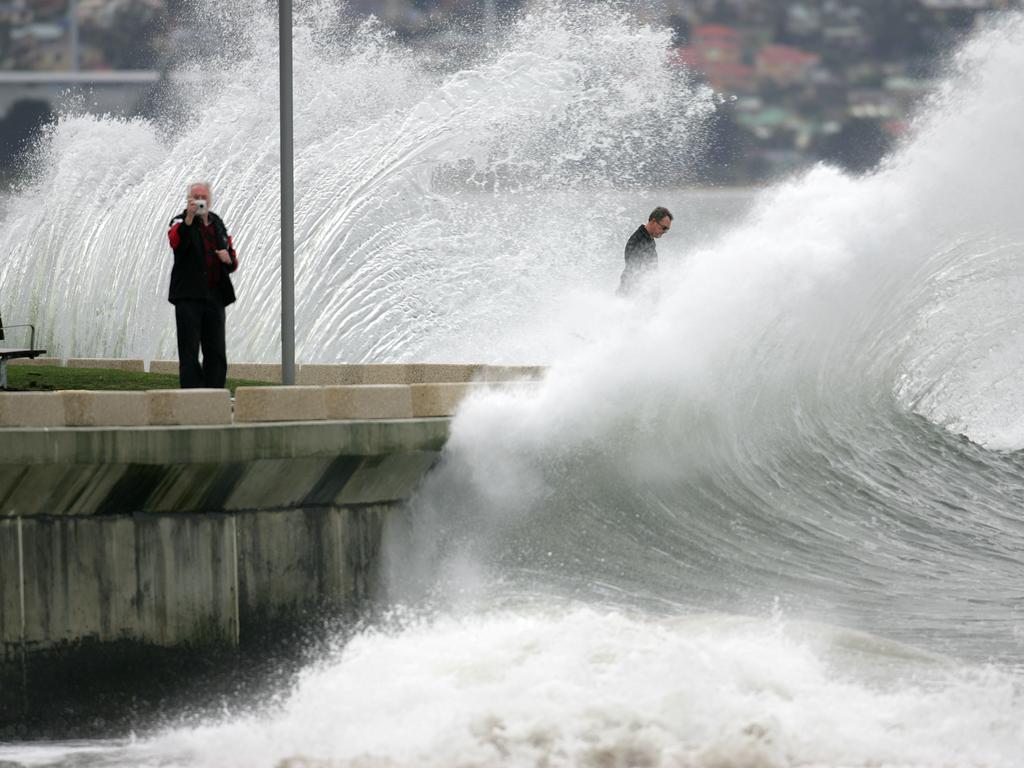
410;382;487;417
297;364;361;386
228;363;282;383
147;389;231;426
234;386;327;422
353;364;413;385
324;385;414;420
293;363;545;385
62;390;149;427
406;363;485;384
148;360;179;375
0;392;66;427
480;365;546;381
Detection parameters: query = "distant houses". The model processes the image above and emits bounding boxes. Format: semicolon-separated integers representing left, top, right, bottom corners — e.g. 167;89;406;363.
1;0;1017;183
670;19;953;177
675;25;755;94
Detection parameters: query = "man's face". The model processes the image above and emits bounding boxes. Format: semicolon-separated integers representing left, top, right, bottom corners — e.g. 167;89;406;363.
189;185;211;204
651;217;672;238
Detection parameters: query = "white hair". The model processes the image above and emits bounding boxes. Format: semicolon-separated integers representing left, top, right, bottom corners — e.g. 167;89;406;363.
186;181;213;204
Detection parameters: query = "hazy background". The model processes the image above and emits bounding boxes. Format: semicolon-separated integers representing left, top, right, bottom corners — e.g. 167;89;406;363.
1;0;1021;190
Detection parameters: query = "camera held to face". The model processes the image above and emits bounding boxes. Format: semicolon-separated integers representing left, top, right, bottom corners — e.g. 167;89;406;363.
194;199;208;214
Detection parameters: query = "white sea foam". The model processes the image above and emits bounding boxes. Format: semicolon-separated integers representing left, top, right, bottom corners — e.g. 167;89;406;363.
5;606;1020;767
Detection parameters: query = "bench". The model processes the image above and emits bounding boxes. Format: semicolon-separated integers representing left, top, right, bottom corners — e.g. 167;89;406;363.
0;323;47;389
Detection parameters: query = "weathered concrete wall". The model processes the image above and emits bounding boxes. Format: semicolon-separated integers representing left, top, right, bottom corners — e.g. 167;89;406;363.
7;514;237;654
0;505;391;660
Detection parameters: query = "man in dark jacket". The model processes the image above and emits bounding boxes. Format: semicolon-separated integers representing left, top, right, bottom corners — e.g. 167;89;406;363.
617;206;673;296
167;181;239;389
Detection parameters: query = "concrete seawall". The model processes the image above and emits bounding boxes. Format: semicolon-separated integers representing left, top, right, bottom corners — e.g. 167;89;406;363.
0;417;451;731
0;363;544;733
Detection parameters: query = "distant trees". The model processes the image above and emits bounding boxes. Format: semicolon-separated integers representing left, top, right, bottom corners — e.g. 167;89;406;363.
79;0;168;69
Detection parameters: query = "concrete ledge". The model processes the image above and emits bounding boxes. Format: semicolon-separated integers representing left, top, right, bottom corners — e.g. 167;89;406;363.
296;364;364;386
0;420;450;517
6;357;61;367
0;420;450;468
482;365;546;381
66;358;145;372
0;392;65;427
234;386;327;423
335;451;439;504
148;360;179;375
228;363;282;383
295;365;416;386
356;364;413;385
407;363;484;384
62;390;149;427
295;364;505;385
297;364;416;386
147;389;231;426
324;385;414;420
410;382;489;417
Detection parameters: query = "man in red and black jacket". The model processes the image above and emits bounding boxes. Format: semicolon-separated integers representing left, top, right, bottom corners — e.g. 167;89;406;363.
167;181;239;389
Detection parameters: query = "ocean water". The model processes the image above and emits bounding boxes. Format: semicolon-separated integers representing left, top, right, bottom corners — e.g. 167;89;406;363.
2;2;1024;766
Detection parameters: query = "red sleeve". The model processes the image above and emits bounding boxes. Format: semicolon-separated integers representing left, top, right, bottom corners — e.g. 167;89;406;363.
168;221;182;250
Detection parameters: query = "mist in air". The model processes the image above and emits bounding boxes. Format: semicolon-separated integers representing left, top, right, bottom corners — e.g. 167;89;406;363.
1;3;1023;767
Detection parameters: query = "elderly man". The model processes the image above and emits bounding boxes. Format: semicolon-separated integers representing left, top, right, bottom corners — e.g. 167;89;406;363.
617;206;673;296
167;181;239;389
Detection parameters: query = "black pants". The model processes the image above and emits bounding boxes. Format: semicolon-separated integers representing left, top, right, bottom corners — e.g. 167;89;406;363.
174;298;227;389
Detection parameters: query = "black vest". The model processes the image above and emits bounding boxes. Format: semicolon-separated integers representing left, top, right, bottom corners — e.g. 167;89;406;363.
167;210;237;306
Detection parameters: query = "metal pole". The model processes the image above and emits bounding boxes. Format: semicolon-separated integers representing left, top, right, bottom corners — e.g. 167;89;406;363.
280;0;296;385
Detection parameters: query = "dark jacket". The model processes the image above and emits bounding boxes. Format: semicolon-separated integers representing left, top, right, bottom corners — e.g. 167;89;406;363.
167;210;238;306
617;225;657;295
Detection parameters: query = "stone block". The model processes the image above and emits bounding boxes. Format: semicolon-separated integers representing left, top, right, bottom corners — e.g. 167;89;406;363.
148;360;179;375
297;364;419;385
228;363;282;383
147;389;231;426
407;363;484;384
233;386;327;422
481;364;547;381
62;391;148;427
65;358;145;372
0;392;65;427
357;364;413;385
324;385;414;420
296;364;362;386
410;382;489;417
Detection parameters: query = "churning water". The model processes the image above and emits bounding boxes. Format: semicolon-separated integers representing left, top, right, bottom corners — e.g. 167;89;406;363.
2;1;1024;766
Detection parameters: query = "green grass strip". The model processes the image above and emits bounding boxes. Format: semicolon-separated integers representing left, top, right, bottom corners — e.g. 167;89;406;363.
4;366;272;394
